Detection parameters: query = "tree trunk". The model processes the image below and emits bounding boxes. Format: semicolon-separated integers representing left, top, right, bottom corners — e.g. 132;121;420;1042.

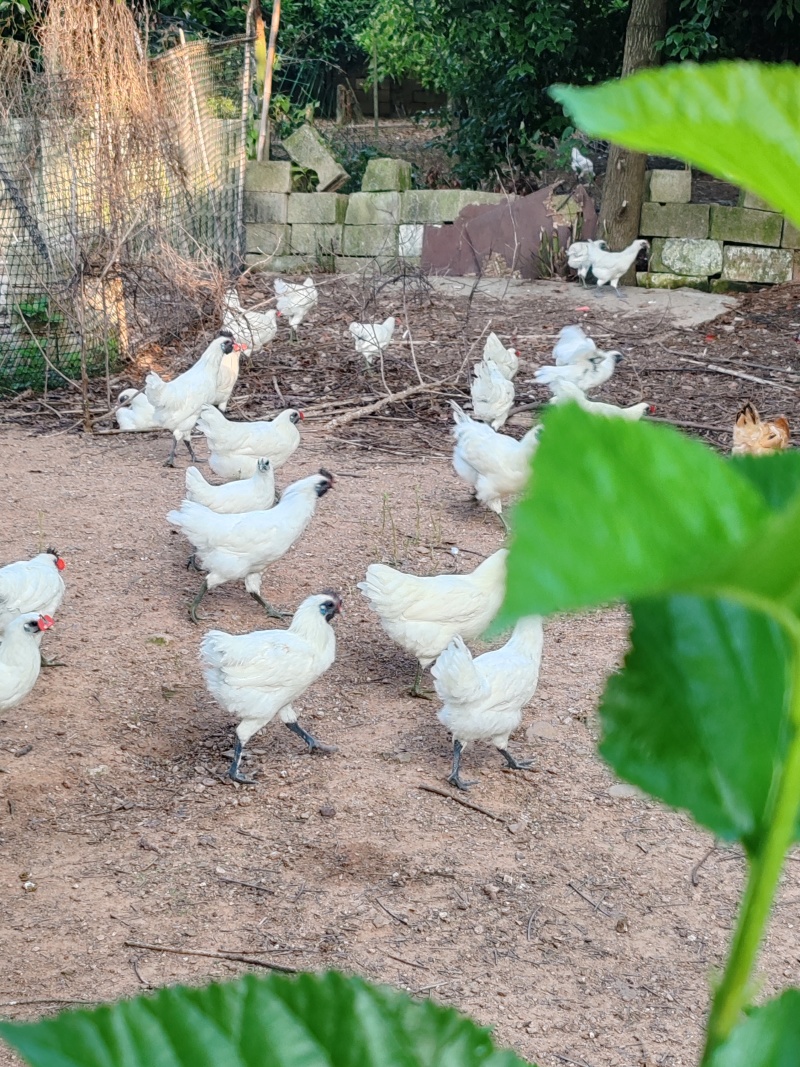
597;0;668;283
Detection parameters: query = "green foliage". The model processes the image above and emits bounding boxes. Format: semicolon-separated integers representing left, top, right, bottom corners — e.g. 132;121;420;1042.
551;62;800;225
707;990;800;1066
0;971;531;1067
662;0;800;62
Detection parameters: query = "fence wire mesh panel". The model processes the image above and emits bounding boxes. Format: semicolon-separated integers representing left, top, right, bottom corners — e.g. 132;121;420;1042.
0;30;246;398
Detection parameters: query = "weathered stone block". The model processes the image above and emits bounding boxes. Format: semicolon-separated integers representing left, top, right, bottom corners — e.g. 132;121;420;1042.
782;219;800;249
739;189;774;211
399;223;424;258
722;245;792;283
243;191;289;224
710;206;783;246
639;202;710;238
342;225;398;257
646;168;691;204
710;278;767;294
361;157;413;192
400;189;508;224
636;271;710;292
245;161;292;194
287;193;348;225
246;252;318;274
345;192;401;226
649;237;722;276
282;124;348;192
245;223;291;257
794;250;800;281
290;224;344;256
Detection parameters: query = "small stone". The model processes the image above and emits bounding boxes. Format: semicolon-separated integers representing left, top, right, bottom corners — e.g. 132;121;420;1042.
615;917;630;934
482;884;500;899
319;803;336;818
607;783;640;799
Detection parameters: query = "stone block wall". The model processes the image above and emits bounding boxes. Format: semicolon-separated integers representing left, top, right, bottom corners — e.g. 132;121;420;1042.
638;170;797;290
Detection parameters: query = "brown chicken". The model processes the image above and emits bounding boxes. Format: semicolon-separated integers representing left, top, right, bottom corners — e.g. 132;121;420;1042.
732;402;790;456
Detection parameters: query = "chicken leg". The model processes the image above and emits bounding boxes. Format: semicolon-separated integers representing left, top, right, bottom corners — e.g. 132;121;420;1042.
499;747;534;772
227;737;256;785
284;720;338;754
447;739;477;791
164;437;179;468
409;662;433;699
188;580;209;624
249;591;290;619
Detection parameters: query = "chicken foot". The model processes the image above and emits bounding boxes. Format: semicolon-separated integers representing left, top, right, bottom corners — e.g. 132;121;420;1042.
164;437;198;468
40;653;66;668
447;739;478;791
227;737;256;785
409;663;434;699
499;748;534;772
249;591;290;619
284;720;338;755
188;580;209;624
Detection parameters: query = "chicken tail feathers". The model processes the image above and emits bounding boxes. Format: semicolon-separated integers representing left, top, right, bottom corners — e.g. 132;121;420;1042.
431;635;485;705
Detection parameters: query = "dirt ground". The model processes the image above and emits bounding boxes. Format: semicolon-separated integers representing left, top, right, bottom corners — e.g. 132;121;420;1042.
2;274;800;1067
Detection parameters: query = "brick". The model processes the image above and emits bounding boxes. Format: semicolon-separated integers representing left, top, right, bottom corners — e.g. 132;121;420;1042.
400;189;508;224
245;161;292;194
645;168;691;204
345;192;401;226
245;223;291;257
739;189;774;211
287;193;348;225
283;124;348;192
361;157;413;192
243;191;288;224
290;224;344;256
636;271;710;292
342;225;398;257
639;202;710;238
709;206;783;246
722;245;792;283
399;224;424;258
245;253;319;274
649;237;722;276
782;219;800;249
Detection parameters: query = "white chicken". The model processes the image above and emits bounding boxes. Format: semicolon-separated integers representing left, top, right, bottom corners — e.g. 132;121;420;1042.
0;549;65;631
534;349;623;394
588;239;649;296
570;146;595;181
275;277;318;340
357;548;508;697
566;239;608;286
553;324;597;365
549;379;654;420
433;615;544;790
201;591;341;783
470;358;515;430
349;316;396;366
222;288;279;354
0;613;54;711
185;459;275;514
145;332;245;466
451;403;542;528
196;406;303;480
482;333;519;381
167;469;334;622
115;388;159;432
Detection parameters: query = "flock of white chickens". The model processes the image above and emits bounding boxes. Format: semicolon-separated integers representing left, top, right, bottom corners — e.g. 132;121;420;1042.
1;251;655;790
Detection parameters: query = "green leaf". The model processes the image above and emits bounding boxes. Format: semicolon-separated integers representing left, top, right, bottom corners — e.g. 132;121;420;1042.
707;989;800;1066
550;62;800;225
500;405;767;624
729;452;800;511
600;595;792;851
0;972;531;1067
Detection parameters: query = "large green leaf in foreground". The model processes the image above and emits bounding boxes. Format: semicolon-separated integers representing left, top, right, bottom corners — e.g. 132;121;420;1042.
707;990;800;1066
0;972;530;1067
550;62;800;225
600;595;792;851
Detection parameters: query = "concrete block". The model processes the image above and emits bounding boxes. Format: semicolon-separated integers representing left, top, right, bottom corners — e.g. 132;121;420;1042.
361;157;413;192
342;225;399;257
282;124;348;192
290;224;344;256
649;237;722;276
710;206;783;246
246;253;318;274
345;192;401;226
243;191;289;224
639;202;710;238
245;223;291;257
400;189;508;224
782;219;800;249
739;189;774;211
245;161;292;194
636;272;710;292
287;193;348;225
722;245;792;283
646;168;691;204
399;223;424;258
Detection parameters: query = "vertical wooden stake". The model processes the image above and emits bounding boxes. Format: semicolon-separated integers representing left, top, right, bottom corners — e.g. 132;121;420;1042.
372;37;379;134
256;0;281;163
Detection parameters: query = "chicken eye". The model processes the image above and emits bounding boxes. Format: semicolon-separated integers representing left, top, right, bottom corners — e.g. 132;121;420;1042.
319;603;328;615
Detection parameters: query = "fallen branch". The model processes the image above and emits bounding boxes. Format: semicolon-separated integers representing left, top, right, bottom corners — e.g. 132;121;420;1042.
325;378;448;430
417;782;506;823
123;940;298;973
678;356;798;394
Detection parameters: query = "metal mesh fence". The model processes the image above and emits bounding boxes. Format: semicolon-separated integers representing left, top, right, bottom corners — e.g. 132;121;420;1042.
0;34;247;396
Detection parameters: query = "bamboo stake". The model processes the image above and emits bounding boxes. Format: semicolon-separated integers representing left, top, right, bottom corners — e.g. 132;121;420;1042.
256;0;281;162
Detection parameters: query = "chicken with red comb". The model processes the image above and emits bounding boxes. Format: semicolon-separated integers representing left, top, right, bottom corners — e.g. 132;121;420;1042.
0;613;54;711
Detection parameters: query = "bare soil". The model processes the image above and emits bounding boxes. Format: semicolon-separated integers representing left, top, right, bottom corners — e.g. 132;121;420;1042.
2;274;800;1067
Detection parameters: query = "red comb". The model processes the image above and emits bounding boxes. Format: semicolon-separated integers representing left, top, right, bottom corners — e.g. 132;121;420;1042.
298;411;305;420
56;557;66;571
37;615;54;631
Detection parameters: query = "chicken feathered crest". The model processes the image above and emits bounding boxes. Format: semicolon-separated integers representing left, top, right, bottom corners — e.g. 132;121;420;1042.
115;388;158;432
482;332;519;381
0;612;54;711
349;316;396;365
0;549;66;630
201;591;341;782
470;357;515;430
732;402;790;456
184;458;275;514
